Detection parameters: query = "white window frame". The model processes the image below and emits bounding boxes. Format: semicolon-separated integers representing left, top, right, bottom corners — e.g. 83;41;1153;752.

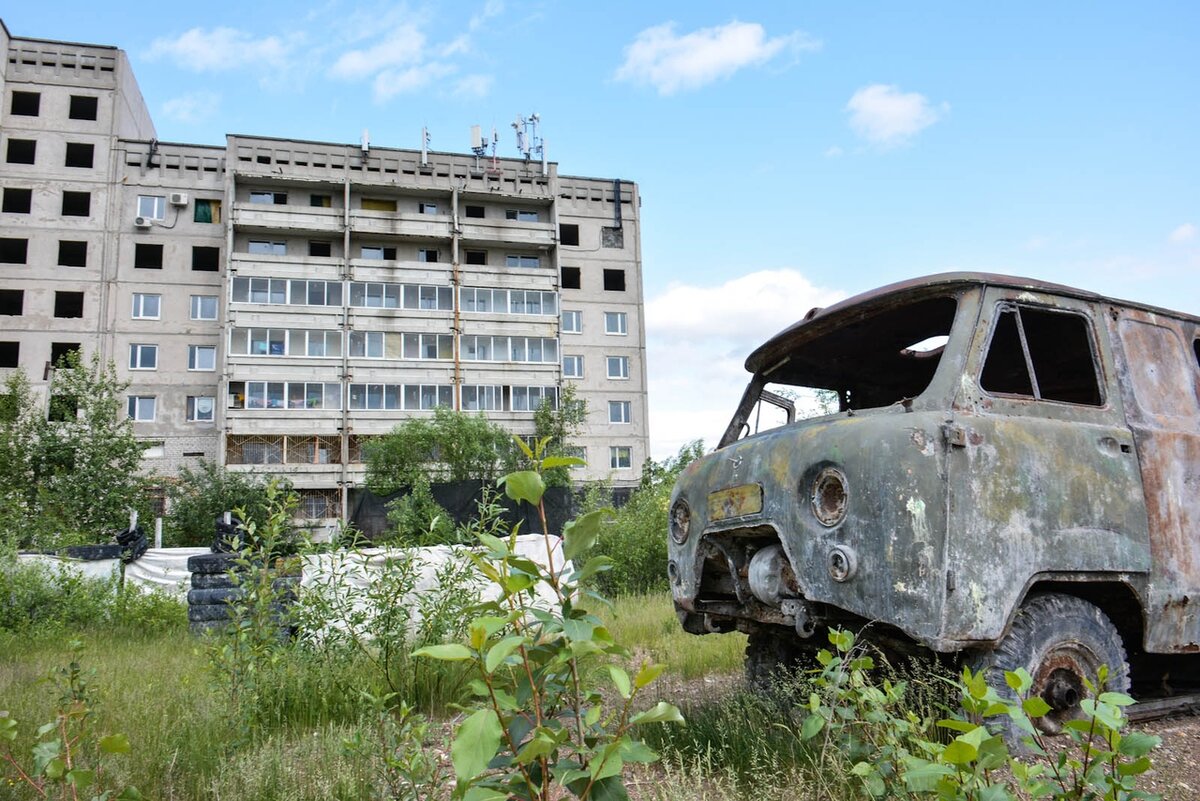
187;395;215;422
128;343;157;370
131;293;160;320
247;240;287;256
137;195;165;221
609;446;632;469
562;310;582;333
505;209;539;222
606;355;630;379
505;254;540;268
190;295;218;320
608;400;632;424
604;311;628;335
188;345;216;371
562;355;583;378
127;395;156;421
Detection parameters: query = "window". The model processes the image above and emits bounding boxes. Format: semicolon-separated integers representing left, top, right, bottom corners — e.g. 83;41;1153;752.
194;198;221;223
64;143;94;168
464;205;485;218
128;344;157;370
6;139;36;164
610;446;632;469
603;269;626;292
465;249;487;265
609;400;632;424
58;241;87;267
51;343;79;366
511;386;557;412
562;310;582;333
505;209;539;222
0;238;28;264
248;240;286;255
361;245;396;260
980;304;1102;405
418;248;439;263
0;342;17;368
134;243;163;269
309;240;332;257
187;396;215;422
54;292;84;318
361;197;397;212
249;191;287;204
132;293;161;319
607;355;630;379
563;355;583;378
506;254;540;268
11;91;40;116
137;195;166;220
0;290;24;316
561;266;581;289
190;295;218;320
192;246;220;271
559;223;579;246
61;191;91;217
188;345;216;371
604;311;628;335
69;95;99;120
418;202;438;214
3;188;32;214
127;396;156;422
310;194;332;207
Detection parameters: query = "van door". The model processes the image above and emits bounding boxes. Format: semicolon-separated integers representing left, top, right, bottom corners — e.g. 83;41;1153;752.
942;287;1149;643
1109;309;1200;653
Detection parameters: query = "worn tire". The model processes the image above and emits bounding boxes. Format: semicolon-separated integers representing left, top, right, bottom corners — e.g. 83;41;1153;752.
63;544;123;561
745;625;817;691
187;587;245;606
191;572;239;590
970;593;1129;740
187;603;233;623
187;552;239;575
189;619;231;636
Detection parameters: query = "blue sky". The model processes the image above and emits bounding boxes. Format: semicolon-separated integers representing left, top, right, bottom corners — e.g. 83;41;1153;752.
6;2;1199;457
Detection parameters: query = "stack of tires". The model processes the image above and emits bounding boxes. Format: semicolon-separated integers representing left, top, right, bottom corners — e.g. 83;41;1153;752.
185;552;300;637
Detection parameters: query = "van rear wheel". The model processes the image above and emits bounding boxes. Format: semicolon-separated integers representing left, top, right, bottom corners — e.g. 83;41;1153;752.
972;593;1129;738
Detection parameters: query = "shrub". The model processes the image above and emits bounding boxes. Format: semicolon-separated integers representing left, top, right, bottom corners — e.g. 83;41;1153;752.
379;474;460;547
165;461;276;547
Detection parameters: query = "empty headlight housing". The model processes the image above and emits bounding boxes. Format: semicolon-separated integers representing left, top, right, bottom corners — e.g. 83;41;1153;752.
669;499;691;544
811;467;848;527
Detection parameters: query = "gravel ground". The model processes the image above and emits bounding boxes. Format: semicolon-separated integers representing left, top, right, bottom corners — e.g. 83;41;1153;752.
1134;715;1200;800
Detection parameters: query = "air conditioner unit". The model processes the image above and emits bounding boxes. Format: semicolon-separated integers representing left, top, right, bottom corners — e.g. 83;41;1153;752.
134;216;152;229
168;192;189;206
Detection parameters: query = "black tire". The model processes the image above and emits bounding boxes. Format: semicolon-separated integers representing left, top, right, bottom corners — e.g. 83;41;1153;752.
63;544;123;561
189;619;231;636
187;588;245;606
191;572;239;590
187;603;233;623
970;593;1129;739
187;552;239;575
745;625;817;691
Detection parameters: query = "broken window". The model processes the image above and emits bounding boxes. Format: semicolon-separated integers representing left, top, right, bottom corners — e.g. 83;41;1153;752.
559;223;579;246
0;238;28;264
6;139;36;164
11;91;40;116
134;243;163;269
3;188;32;214
50;342;80;366
603;269;626;292
602;226;624;249
64;142;94;168
0;290;24;316
192;246;220;271
58;241;87;267
62;191;91;217
69;95;99;120
561;266;581;289
980;304;1101;406
194;198;221;223
54;292;84;318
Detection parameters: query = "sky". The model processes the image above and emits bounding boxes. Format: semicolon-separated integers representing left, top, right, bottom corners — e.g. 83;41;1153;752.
6;2;1198;459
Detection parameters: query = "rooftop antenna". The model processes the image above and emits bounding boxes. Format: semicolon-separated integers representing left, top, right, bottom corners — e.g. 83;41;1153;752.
360;129;370;154
512;113;547;175
421;126;430;166
471;124;499;172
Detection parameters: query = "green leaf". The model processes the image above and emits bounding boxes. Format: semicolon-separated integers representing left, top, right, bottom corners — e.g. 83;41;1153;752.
499;471;545;506
514;730;558;764
45;757;66;780
463;788;508;801
1117;731;1160;758
33;739;61;775
850;761;873;777
618;739;658;764
1118;756;1153;776
484;636;526;674
902;759;954;792
937;718;978;733
609;666;632;699
562;509;614;561
541;456;585;470
941;738;979;765
413;643;473;661
1022;696;1052;718
634;662;666;689
800;714;825;740
1098;691;1135;707
573;555;614;584
629;702;684;726
98;733;132;755
583;775;631;801
967;669;989;700
0;716;16;742
66;769;94;790
116;788;145;801
452;709;503;781
562;616;596;642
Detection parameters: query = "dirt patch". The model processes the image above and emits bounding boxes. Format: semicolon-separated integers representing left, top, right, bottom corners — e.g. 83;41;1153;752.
1134;715;1200;800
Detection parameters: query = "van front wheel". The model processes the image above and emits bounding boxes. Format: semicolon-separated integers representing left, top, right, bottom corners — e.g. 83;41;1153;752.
971;593;1129;736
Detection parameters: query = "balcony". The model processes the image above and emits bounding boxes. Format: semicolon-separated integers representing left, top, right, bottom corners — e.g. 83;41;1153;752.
350;210;451;239
232;203;343;234
459;218;555;248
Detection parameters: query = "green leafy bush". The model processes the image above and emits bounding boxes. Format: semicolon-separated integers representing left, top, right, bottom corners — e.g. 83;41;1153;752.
165;460;277;547
380;474;461;547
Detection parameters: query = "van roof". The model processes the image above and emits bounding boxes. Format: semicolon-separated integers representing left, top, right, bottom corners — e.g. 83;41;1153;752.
746;271;1200;374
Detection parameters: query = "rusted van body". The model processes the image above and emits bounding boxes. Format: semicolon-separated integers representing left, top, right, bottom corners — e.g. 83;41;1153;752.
668;273;1198;722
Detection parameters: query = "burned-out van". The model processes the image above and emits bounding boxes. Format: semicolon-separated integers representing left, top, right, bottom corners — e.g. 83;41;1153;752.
668;273;1199;730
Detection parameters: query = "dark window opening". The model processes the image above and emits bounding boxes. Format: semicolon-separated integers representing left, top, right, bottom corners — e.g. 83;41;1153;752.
603;269;626;292
11;91;40;116
418;249;438;263
61;191;91;217
601;226;624;249
48;394;78;422
0;341;17;368
559;223;579;246
308;240;332;258
310;194;332;207
2;188;32;214
464;205;485;218
69;95;99;120
561;266;581;290
54;291;84;318
64;142;95;168
981;305;1102;406
58;241;87;267
134;243;164;269
6;139;36;164
50;342;80;366
0;238;28;264
464;249;487;265
0;290;23;315
192;246;220;271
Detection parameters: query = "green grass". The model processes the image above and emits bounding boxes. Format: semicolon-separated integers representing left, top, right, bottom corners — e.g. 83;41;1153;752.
599;592;747;679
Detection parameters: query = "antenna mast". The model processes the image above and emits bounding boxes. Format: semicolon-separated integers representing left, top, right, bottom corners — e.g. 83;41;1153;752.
511;113;547;176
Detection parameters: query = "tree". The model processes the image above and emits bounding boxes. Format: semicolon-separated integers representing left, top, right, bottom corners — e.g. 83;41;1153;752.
164;460;276;547
533;383;587;486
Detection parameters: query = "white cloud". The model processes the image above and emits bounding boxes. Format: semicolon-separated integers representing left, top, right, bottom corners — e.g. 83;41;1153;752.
145;27;292;71
454;74;494;98
615;20;820;95
161;91;220;124
331;24;426;80
372;62;456;102
1168;223;1196;243
468;0;504;32
846;84;946;147
645;270;845;457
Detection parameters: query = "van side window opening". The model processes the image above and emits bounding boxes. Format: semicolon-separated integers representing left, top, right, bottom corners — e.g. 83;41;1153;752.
980;305;1102;406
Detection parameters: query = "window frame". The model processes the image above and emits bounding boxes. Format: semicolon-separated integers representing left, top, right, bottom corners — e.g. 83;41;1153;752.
137;195;166;221
609;446;632;470
190;294;218;320
128;343;158;370
127;395;156;422
604;311;628;335
562;355;583;378
187;395;215;422
606;355;630;379
608;400;632;424
187;345;217;371
131;293;161;320
562;310;582;333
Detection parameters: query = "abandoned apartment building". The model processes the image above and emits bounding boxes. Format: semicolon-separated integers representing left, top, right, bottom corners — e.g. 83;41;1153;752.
0;20;650;521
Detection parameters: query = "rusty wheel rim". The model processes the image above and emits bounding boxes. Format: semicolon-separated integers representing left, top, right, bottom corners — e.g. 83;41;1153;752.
1031;644;1099;735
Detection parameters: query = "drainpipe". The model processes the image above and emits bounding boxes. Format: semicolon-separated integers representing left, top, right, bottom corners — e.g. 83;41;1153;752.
340;173;351;520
